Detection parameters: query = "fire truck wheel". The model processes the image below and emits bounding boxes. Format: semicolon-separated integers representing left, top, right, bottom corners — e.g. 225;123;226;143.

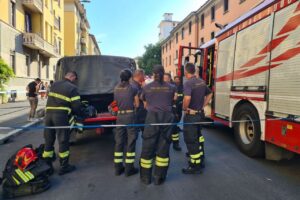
233;103;264;157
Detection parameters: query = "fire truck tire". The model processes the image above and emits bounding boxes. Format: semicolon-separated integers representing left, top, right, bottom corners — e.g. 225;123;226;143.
233;103;264;157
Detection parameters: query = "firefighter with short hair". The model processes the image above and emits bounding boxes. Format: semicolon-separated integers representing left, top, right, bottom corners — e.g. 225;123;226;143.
140;65;177;185
182;63;212;174
114;69;140;176
42;71;83;175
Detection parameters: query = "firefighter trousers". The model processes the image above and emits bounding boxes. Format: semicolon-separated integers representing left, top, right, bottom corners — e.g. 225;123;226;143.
42;112;71;160
171;105;182;143
114;113;138;169
183;113;205;167
140;111;174;180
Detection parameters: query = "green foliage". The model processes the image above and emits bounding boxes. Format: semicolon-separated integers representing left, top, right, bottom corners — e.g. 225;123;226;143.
0;58;14;89
138;43;161;75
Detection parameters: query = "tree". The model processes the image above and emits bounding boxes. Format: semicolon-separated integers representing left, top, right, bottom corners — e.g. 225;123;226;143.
138;43;161;75
0;58;15;98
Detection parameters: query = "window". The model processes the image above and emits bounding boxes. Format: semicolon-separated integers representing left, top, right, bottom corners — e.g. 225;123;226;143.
25;12;32;32
176;50;178;59
58;40;62;55
181;28;184;40
26;55;30;77
169;55;171;65
211;6;215;21
189;43;192;55
176;32;178;43
38;61;42;78
240;0;246;4
224;0;229;13
10;0;16;27
10;51;16;73
200;14;204;29
53;65;56;79
46;64;49;79
166;43;168;52
45;0;48;8
58;16;61;31
211;31;215;39
169;41;171;50
201;37;204;45
189;21;192;34
162;46;164;54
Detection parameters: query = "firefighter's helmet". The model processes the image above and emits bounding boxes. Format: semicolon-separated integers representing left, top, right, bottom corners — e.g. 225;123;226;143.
14;147;38;171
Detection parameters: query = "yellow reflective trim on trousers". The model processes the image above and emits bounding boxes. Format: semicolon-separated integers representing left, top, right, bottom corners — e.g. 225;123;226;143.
141;158;152;164
59;151;70;158
114;152;123;157
199;136;205;143
25;171;34;180
172;136;179;141
191;159;201;164
46;107;71;114
155;161;169;167
12;176;20;185
190;153;201;159
48;92;71;102
172;133;179;137
140;163;152;169
15;169;29;182
156;156;169;163
125;159;135;163
114;159;123;163
126;152;135;157
69;116;75;123
71;96;81;101
42;150;54;158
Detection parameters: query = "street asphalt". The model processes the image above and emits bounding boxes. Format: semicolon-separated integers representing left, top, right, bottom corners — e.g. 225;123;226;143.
0;125;299;200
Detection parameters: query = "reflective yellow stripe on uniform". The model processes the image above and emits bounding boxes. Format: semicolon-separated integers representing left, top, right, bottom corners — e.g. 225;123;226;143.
59;151;70;158
25;171;35;180
155;156;169;167
177;94;183;97
199;136;205;143
69;116;75;124
172;133;179;141
12;176;20;185
190;152;201;159
191;158;201;164
42;150;54;158
140;158;152;169
126;152;135;157
114;159;123;163
125;159;135;163
46;107;71;114
48;92;71;102
15;169;29;182
71;96;81;101
114;152;123;157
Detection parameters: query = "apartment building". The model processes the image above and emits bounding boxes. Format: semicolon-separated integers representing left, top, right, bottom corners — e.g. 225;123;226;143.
64;0;90;56
88;34;101;55
161;0;264;76
0;0;64;99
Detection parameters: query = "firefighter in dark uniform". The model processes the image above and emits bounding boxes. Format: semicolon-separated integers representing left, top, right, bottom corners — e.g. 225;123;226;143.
163;73;182;151
114;69;140;176
182;63;212;174
42;71;83;175
140;65;177;185
131;69;146;133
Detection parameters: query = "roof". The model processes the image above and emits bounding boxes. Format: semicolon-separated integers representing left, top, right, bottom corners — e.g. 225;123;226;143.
200;39;216;49
216;0;275;37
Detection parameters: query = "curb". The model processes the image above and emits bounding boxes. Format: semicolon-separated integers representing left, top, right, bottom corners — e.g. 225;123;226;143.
0;109;44;145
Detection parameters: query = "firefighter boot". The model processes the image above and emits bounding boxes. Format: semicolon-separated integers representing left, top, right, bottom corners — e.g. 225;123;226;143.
173;141;182;151
59;157;76;176
43;158;54;176
182;162;203;174
140;168;152;185
115;164;125;176
125;164;138;177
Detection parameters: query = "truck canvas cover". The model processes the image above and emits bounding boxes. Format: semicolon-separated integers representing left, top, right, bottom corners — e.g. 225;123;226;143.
55;55;136;95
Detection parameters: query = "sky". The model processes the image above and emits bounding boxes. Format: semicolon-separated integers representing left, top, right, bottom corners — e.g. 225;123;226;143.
84;0;207;58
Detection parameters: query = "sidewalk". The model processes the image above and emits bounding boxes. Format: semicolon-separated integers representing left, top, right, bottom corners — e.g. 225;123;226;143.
0;99;46;144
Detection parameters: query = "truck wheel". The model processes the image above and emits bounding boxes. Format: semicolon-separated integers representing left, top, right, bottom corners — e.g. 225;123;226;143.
233;103;264;157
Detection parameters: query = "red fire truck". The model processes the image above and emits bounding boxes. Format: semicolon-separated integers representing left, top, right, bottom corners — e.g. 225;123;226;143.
178;0;300;160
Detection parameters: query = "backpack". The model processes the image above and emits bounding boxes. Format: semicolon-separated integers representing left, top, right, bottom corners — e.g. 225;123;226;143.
0;145;52;199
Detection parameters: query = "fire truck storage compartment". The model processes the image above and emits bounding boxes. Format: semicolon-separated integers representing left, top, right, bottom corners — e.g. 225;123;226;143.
215;35;236;118
268;2;300;117
233;15;272;87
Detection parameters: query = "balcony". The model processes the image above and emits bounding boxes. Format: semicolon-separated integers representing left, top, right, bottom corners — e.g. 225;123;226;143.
23;33;59;58
22;0;43;13
80;21;86;31
54;17;60;30
80;37;86;44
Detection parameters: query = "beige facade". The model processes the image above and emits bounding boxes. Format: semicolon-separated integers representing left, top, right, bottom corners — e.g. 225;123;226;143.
0;0;64;100
88;34;101;55
161;0;264;76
